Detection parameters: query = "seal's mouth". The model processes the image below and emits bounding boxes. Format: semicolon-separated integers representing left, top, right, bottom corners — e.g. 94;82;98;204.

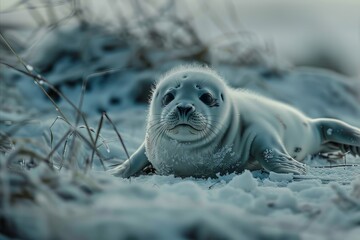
169;123;201;131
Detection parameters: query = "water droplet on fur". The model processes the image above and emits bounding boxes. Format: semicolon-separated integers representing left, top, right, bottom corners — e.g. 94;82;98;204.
38;80;44;85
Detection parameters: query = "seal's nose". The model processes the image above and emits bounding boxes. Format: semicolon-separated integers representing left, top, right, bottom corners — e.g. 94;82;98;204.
177;103;195;117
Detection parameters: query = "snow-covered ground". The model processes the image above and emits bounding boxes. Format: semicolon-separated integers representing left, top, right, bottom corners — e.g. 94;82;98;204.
1;2;360;239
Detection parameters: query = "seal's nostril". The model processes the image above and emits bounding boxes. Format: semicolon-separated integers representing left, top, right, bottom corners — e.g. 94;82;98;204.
177;104;195;116
184;107;192;115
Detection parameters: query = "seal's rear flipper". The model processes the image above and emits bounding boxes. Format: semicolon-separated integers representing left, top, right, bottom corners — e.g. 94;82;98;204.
314;119;360;156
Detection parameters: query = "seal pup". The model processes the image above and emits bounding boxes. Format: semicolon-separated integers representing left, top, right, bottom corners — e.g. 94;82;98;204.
109;65;360;178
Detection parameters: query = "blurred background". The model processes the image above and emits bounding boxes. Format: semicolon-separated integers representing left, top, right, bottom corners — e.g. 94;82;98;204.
1;0;360;75
1;0;360;156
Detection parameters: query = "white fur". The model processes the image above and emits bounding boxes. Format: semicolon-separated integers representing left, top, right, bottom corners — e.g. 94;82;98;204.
111;66;360;178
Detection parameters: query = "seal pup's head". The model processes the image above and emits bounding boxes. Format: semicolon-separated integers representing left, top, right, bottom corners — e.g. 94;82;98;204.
147;65;230;143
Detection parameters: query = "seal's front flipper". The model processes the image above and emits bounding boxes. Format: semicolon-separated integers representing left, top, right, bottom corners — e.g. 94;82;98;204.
314;119;360;156
108;142;150;178
251;135;307;175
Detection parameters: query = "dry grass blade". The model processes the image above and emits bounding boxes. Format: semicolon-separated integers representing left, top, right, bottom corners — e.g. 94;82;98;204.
60;130;75;170
313;164;359;168
87;114;104;173
74;129;107;171
47;128;72;165
75;76;88;126
24;0;47;26
103;112;130;159
79;126;109;153
0;37;71;125
49;116;67;149
0;60;103;169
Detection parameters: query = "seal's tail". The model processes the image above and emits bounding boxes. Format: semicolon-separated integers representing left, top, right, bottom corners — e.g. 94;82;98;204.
314;118;360;156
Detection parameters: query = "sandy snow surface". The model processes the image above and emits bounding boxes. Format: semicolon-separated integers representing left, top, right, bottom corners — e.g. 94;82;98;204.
1;22;360;240
2;69;360;240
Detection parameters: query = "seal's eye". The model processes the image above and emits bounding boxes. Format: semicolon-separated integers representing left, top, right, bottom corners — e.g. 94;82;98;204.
199;93;214;105
162;92;175;106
